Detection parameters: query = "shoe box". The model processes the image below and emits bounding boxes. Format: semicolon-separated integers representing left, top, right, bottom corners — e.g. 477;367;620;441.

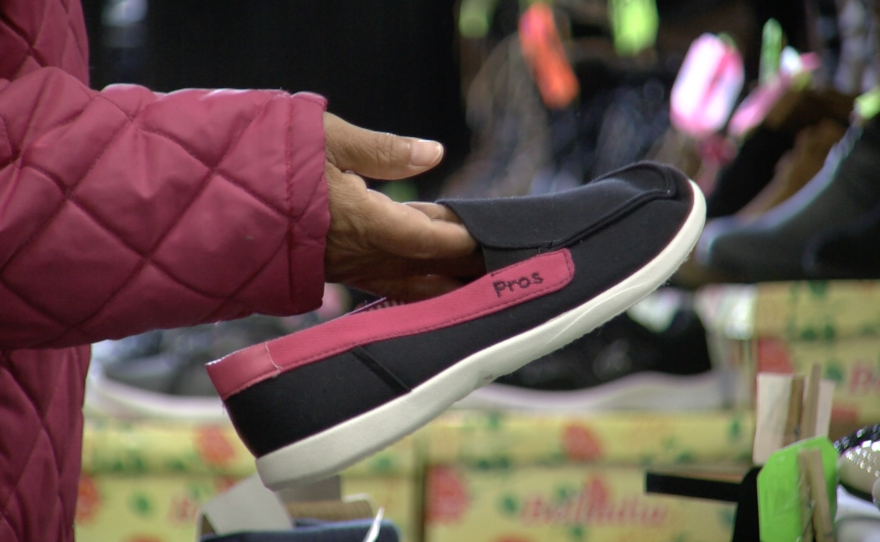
421;409;753;542
697;280;880;431
76;408;754;542
423;463;741;542
75;417;420;542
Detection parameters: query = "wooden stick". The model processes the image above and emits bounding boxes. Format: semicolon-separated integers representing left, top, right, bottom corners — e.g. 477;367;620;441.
799;448;835;542
797;453;815;542
800;365;821;440
783;376;805;446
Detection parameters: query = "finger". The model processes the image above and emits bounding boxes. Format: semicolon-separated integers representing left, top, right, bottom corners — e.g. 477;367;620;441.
324;113;444;180
364;190;477;259
405;202;465;224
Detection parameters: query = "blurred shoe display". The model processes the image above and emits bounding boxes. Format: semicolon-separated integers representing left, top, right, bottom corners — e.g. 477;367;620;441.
704;126;797;219
443;20;674;199
804;199;880;279
705;87;853;219
669;254;740;289
736;117;847;219
88;316;300;421
457;289;720;411
87;286;351;420
441;34;552;198
699;116;880;282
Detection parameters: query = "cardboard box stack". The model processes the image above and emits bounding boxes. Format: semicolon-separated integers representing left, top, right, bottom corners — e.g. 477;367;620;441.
421;409;754;542
76;417;420;542
697;281;880;431
76;418;253;542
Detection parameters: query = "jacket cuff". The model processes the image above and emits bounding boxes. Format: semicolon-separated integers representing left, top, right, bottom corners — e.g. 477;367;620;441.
287;92;329;314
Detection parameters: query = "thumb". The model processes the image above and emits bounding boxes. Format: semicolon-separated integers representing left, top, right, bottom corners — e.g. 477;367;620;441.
324;113;444;180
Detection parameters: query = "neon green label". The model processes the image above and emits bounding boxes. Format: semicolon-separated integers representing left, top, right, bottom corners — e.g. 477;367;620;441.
757;437;837;542
760;18;783;85
855;85;880;120
608;0;658;56
459;0;502;38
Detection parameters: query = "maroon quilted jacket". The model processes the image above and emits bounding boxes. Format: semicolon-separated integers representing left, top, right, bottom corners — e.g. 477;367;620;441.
0;1;330;541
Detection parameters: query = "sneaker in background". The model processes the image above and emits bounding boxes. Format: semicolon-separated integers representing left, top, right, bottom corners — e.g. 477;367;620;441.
86;285;351;421
456;288;721;411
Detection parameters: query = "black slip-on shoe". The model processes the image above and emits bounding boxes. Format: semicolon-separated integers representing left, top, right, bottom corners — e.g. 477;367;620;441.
207;161;706;490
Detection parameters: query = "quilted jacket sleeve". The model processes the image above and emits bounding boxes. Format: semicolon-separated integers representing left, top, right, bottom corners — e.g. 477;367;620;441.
0;67;330;349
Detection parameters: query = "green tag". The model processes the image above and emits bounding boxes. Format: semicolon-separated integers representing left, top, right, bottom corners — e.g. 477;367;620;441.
855;85;880;121
760;18;783;85
756;437;837;542
608;0;658;56
459;0;502;38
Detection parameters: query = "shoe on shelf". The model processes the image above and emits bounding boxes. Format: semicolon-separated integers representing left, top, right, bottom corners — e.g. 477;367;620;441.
704;126;796;219
704;87;854;220
803;199;880;279
455;288;720;411
736;118;847;220
88;315;298;420
87;289;350;421
206;161;706;490
698;117;880;282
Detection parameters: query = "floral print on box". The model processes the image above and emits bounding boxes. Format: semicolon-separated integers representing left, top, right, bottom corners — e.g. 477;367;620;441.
81;419;255;477
79;418;419;542
426;466;470;524
701;281;880;425
75;474;101;525
194;426;237;467
754;281;880;340
755;335;880;424
424;465;738;542
426;410;754;467
74;475;232;542
560;424;604;461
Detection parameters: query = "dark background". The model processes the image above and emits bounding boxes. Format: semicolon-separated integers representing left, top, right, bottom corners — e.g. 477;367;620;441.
81;0;471;197
79;0;822;198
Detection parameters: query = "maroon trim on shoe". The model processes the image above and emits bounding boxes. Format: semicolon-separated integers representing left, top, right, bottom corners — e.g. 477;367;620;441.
207;249;575;399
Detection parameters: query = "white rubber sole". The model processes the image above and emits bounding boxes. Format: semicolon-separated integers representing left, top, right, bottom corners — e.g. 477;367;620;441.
256;181;707;490
453;370;725;412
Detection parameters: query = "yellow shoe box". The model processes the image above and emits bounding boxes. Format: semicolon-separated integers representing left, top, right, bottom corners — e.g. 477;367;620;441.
422;409;754;542
697;281;880;428
424;463;739;542
76;417;420;542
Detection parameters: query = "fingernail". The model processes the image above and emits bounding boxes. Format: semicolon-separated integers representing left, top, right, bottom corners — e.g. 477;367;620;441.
410;140;443;167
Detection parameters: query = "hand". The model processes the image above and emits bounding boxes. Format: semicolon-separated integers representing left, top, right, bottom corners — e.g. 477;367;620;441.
323;113;484;301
